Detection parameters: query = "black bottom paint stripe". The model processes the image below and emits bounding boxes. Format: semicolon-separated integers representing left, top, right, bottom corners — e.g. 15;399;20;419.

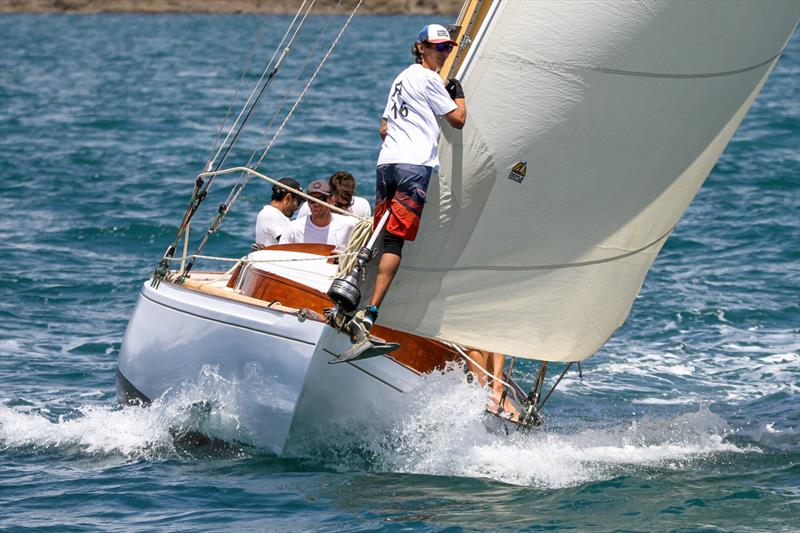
116;367;152;406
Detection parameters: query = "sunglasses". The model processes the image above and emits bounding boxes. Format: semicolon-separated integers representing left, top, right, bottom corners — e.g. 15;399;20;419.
426;42;453;53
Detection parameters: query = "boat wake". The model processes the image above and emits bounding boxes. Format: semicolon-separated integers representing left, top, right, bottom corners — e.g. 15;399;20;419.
0;367;251;460
289;367;755;488
0;366;755;488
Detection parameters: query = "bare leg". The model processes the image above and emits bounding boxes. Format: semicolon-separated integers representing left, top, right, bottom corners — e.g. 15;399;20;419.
465;349;490;387
489;353;520;421
489;353;504;391
369;252;401;308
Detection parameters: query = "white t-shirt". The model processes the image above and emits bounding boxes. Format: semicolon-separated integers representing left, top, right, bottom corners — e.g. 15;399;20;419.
281;214;358;252
377;63;457;169
255;204;291;246
296;195;372;219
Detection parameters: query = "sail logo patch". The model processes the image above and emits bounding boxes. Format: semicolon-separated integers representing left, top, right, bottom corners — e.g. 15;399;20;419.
508;161;527;183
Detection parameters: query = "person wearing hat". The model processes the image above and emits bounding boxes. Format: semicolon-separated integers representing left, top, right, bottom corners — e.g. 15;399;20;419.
360;23;467;330
295;171;372;219
281;179;357;252
254;177;302;247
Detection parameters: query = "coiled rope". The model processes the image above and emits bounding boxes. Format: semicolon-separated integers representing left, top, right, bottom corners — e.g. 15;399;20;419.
335;218;374;277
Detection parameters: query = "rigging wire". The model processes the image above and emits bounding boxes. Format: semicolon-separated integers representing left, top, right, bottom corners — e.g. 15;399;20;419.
246;1;345;167
253;0;363;172
184;3;311;226
181;0;363;277
534;362;575;418
223;0;345;211
151;2;315;285
448;343;515;391
206;9;274;168
207;0;316;176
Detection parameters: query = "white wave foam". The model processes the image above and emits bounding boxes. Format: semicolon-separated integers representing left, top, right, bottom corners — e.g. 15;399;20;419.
354;370;749;488
578;335;800;402
0;365;249;459
0;338;20;353
0;365;754;489
632;397;699;405
0;403;171;457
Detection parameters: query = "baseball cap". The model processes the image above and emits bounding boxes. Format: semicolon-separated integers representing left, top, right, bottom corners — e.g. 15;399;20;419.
273;177;301;198
417;24;458;46
306;179;332;197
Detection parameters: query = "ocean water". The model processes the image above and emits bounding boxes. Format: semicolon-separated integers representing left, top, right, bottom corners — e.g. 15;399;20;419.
1;13;798;533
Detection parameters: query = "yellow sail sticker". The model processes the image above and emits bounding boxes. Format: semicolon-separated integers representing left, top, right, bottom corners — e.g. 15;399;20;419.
508;161;527;183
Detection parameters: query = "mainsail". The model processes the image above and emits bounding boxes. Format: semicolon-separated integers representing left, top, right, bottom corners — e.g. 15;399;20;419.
378;0;799;362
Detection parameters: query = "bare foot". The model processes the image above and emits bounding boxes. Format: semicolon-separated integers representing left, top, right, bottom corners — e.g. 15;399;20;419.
490;390;520;422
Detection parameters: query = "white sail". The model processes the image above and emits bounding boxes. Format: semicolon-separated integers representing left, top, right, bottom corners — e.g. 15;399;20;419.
378;0;799;362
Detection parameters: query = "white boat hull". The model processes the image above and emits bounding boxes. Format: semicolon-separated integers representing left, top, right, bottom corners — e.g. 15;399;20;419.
117;280;420;455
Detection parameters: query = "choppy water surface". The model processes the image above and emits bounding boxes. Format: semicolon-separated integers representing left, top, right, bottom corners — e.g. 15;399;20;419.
1;14;798;532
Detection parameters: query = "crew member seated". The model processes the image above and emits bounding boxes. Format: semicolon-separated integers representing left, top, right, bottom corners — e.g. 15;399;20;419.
254;177;302;247
296;171;371;219
281;179;357;252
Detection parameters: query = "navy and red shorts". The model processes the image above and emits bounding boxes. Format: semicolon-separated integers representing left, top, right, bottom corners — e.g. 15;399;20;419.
374;163;433;241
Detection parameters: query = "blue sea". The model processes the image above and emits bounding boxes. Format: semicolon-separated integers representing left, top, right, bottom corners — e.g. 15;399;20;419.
1;13;798;532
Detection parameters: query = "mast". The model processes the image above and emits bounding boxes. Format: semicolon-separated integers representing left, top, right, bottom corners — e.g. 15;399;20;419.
440;0;496;81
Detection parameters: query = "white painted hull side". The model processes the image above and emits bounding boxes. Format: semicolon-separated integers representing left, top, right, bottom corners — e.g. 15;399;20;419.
117;280;420;455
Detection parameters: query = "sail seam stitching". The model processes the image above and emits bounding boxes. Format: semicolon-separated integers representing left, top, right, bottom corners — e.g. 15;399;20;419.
505;51;782;79
404;224;676;273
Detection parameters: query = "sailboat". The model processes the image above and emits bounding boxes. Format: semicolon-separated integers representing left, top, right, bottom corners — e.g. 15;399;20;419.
117;0;799;454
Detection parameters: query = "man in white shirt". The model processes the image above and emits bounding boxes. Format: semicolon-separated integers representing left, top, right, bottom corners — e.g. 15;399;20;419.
254;177;302;247
282;179;357;252
360;23;467;329
295;171;372;219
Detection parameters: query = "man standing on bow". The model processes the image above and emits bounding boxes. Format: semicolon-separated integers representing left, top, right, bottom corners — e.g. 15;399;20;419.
254;177;302;248
360;23;467;330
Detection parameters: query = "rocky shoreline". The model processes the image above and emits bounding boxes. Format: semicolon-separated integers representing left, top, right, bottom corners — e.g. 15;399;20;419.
0;0;462;15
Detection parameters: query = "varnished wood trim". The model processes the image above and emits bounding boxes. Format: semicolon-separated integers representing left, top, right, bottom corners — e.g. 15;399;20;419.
238;268;332;311
174;268;460;375
171;274;307;317
255;243;335;256
441;0;496;81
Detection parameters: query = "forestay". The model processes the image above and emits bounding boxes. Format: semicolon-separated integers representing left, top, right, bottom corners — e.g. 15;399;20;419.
378;0;799;362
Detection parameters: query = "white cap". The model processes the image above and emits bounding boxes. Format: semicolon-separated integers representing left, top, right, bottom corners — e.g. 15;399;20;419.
416;24;458;46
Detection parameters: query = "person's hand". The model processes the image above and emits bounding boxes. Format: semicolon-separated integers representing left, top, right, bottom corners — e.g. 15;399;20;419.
445;78;465;100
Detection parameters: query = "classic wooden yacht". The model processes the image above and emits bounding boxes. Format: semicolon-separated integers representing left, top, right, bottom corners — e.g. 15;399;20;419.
117;0;798;454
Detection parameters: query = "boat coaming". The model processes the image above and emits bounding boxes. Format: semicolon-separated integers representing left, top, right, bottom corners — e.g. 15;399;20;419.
117;278;422;454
